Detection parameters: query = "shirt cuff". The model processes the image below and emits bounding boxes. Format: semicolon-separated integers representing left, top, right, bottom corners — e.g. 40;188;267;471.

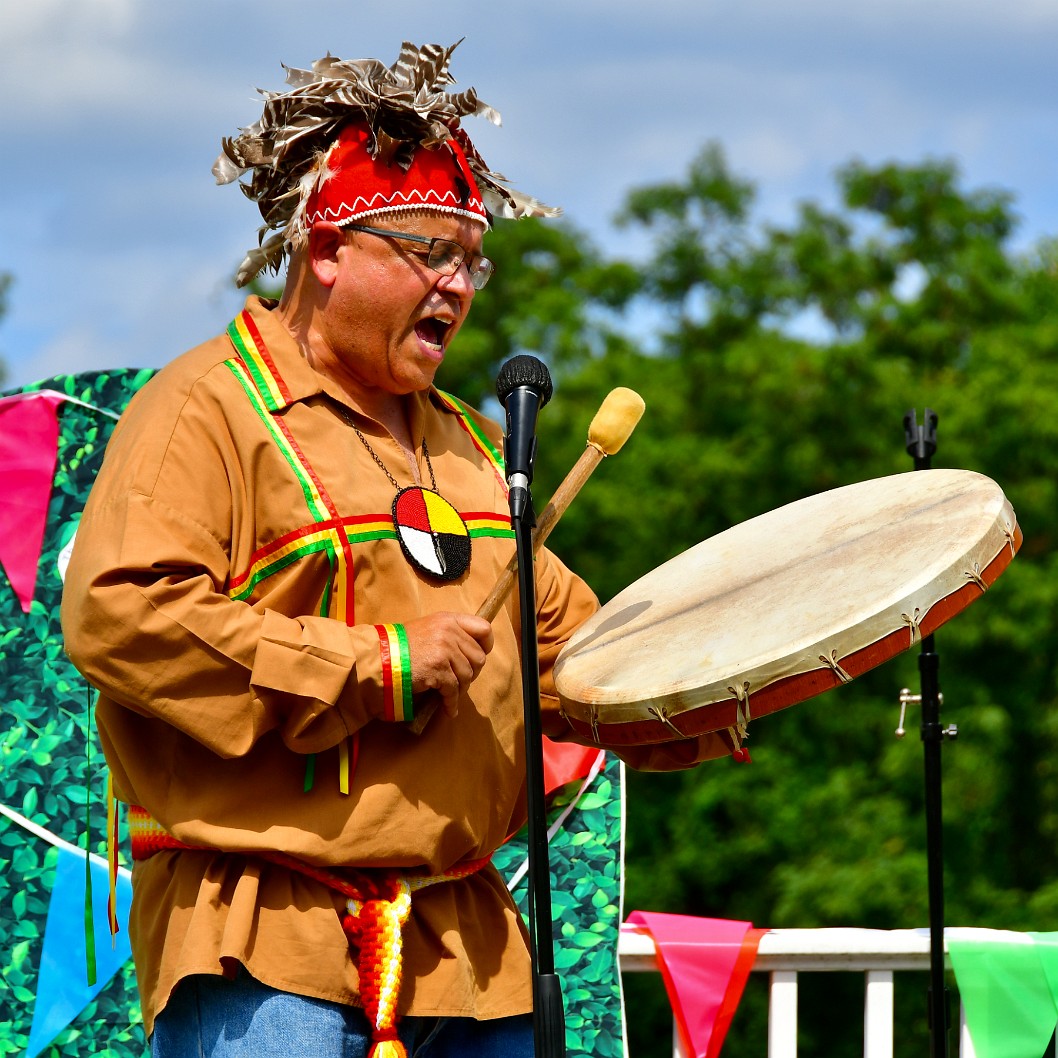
374;623;415;722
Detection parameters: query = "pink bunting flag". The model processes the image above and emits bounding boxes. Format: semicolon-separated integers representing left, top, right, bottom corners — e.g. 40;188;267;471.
0;391;65;612
625;910;763;1058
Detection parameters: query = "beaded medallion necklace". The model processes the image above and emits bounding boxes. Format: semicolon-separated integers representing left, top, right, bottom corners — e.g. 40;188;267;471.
337;405;471;581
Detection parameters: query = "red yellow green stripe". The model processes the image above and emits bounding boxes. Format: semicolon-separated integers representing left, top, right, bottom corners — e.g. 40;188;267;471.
436;390;507;492
229;517;390;601
463;512;513;538
227;311;292;411
341;514;401;542
230;509;513;601
226;357;331;525
230;529;340;602
225;330;357;626
376;623;414;722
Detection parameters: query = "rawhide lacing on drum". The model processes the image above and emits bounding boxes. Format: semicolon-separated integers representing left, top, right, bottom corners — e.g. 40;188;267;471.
589;704;600;744
964;562;987;592
727;681;752;731
901;608;922;645
1004;523;1017;555
819;650;853;684
725;682;753;762
647;705;685;739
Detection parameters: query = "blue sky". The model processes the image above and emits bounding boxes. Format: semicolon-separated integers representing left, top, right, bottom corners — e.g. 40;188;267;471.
2;0;1056;390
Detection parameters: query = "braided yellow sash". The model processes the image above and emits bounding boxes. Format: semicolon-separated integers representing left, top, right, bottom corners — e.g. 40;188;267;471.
127;806;489;1058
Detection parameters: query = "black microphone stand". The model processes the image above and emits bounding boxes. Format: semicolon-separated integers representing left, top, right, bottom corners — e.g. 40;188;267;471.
902;408;952;1058
511;485;566;1058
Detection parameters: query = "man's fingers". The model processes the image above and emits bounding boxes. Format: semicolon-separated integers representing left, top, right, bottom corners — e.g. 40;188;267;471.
452;612;495;655
434;653;473;718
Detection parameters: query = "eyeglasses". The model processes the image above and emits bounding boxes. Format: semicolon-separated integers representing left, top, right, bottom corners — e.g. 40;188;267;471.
344;223;495;290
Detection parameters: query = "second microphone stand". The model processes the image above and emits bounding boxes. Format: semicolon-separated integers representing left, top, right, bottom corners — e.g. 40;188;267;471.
903;408;951;1058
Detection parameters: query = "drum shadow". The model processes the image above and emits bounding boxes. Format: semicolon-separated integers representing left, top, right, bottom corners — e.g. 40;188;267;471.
572;600;653;654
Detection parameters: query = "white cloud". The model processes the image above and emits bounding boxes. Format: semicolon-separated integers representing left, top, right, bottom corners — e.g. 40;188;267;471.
0;0;137;39
0;0;143;117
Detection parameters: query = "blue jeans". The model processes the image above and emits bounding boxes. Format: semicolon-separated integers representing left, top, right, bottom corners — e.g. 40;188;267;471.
151;968;535;1057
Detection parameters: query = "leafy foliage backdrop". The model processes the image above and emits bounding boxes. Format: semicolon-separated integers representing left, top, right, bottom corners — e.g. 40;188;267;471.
0;370;624;1057
0;370;153;1056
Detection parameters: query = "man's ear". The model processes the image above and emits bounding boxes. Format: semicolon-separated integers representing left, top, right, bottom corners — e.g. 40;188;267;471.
307;223;345;287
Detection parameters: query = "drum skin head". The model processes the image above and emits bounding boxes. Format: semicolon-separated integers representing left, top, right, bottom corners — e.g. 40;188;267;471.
554;469;1021;747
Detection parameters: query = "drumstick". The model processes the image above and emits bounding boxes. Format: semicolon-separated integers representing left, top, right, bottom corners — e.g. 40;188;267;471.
408;386;646;735
476;386;646;622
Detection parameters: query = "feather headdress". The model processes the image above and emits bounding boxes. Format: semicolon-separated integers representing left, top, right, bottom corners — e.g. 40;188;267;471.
214;40;560;286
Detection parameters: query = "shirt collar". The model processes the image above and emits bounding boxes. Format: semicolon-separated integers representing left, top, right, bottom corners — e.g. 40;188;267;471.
238;294;458;428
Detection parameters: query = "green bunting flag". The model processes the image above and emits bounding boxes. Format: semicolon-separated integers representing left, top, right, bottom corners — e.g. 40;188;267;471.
947;928;1058;1058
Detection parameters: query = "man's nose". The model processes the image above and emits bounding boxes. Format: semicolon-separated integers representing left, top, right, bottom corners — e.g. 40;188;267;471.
436;261;477;302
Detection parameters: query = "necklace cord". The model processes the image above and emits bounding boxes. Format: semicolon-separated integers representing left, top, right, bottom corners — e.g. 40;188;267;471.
335;404;438;491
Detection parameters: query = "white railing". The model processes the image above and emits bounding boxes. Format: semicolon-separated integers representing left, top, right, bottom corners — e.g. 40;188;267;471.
618;926;979;1058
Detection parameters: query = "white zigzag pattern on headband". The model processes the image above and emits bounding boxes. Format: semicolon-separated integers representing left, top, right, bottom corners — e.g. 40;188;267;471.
307;187;487;225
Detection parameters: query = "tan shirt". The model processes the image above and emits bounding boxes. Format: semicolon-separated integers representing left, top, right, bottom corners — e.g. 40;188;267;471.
60;297;600;1033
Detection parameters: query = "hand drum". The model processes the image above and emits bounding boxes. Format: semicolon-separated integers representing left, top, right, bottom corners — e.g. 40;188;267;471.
554;470;1020;748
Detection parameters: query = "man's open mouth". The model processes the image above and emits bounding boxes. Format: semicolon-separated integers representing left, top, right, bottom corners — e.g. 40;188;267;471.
415;318;451;350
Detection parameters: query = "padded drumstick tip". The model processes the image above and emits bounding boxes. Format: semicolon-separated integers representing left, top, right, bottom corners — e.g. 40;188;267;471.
587;388;645;455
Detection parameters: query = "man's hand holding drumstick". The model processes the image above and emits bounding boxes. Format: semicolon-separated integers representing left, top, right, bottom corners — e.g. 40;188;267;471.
408;387;646;730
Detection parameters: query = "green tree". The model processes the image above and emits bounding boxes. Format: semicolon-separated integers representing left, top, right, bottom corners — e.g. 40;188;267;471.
497;147;1058;1056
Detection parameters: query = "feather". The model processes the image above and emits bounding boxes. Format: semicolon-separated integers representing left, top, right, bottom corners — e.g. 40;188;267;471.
215;39;560;284
235;232;287;288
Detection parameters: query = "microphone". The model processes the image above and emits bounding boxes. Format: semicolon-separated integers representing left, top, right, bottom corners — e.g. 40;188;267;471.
496;354;554;522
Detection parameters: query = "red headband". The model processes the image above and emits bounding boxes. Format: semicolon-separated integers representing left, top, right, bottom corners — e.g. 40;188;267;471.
305;122;488;230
